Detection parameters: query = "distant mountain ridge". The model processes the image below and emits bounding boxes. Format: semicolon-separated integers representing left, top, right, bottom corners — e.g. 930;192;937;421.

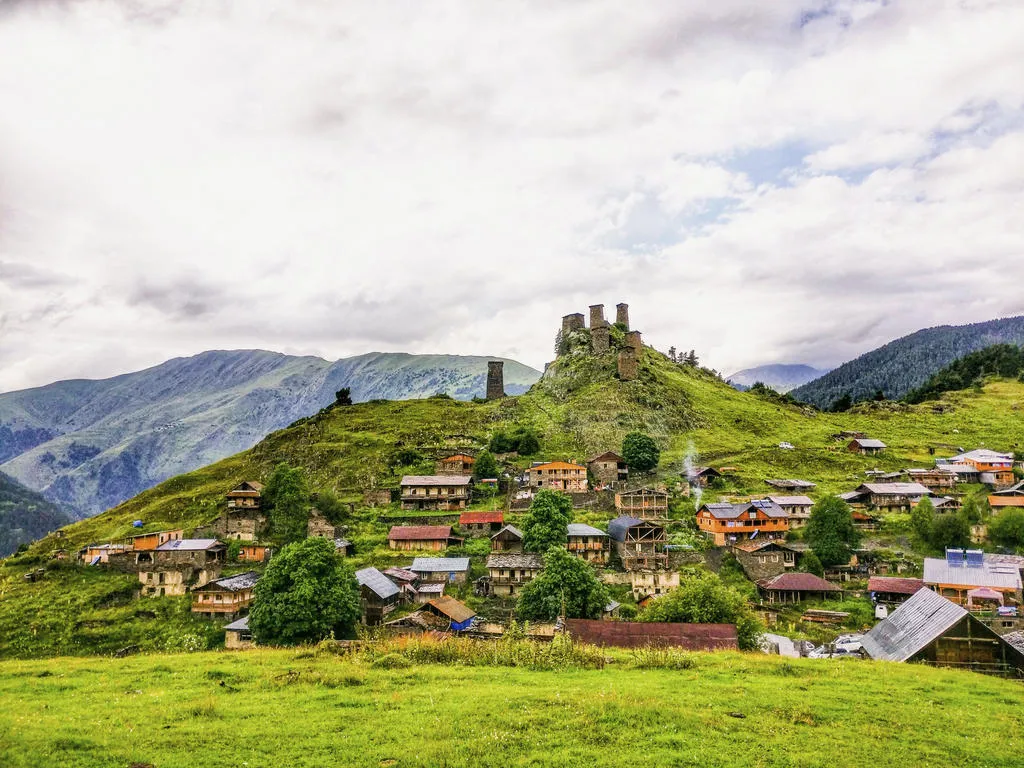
727;364;830;393
0;350;541;522
0;471;73;556
791;316;1024;408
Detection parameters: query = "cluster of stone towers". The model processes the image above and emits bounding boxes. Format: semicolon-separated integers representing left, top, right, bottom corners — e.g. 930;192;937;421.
560;302;642;381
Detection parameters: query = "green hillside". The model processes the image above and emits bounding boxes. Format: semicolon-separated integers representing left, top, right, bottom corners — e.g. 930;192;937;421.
1;648;1022;767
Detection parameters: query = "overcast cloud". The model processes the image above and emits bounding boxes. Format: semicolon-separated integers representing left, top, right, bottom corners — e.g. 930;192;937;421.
1;0;1023;392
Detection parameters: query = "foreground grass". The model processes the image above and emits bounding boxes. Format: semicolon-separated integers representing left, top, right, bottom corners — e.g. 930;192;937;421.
0;648;1022;767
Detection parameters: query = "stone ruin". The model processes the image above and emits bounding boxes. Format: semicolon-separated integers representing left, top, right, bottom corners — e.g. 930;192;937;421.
486;360;505;400
559;302;642;381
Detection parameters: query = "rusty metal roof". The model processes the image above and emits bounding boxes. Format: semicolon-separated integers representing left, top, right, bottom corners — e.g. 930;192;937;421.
564;619;738;650
388;525;452;541
459;511;504;525
758;573;840;592
868;576;924;595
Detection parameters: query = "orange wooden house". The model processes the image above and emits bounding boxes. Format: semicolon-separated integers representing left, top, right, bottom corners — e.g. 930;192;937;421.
527;461;588;492
437;454;476;476
696;500;789;546
125;529;184;551
191;571;260;619
238;543;271;563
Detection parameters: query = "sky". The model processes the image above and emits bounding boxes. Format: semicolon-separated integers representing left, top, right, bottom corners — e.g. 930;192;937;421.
1;0;1023;393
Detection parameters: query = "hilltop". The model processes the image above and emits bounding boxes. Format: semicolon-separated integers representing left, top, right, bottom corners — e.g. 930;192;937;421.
792;315;1024;408
0;350;541;527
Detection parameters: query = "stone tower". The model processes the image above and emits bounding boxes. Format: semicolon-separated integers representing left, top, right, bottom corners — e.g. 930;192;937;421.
561;313;585;335
486;361;505;400
592;325;610;354
615;303;629;329
617;348;638;381
625;330;642;353
589;304;607;329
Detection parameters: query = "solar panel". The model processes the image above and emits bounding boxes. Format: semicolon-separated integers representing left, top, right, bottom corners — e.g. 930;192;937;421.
965;550;984;568
946;548;965;567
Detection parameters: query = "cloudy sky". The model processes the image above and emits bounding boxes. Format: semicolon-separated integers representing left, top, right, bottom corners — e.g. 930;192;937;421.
1;0;1023;393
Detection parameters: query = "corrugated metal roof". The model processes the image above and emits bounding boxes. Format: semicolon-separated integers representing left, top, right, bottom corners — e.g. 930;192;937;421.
223;615;250;632
868;576;924;595
388;525;452;541
861;588;966;662
486;553;544;569
607;516;646;541
355;567;400;600
850;438;887;448
767;495;814;507
699;500;787;520
950;449;1013;463
759;573;840;592
766;479;816;489
567;523;607;537
491;525;524;540
156;539;222;551
400;475;472;486
922;557;1022;590
410;557;470;573
857;482;931;496
427;596;476;623
383;567;418;582
564;619;738;650
196;571;260;592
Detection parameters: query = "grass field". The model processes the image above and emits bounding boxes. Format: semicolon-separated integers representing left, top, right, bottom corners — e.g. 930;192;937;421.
0;648;1022;767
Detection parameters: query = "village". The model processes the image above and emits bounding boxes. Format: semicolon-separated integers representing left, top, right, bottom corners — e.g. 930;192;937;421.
65;304;1024;675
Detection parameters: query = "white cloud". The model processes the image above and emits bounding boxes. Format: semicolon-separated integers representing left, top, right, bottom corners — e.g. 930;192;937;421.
0;0;1023;391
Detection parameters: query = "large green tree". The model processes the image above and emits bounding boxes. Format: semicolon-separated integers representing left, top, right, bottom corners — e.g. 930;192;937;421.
472;450;499;481
804;495;861;567
929;513;972;552
911;497;935;541
264;462;310;544
521;490;574;553
639;571;762;651
621;431;660;472
249;537;360;645
990;508;1024;548
515;547;609;621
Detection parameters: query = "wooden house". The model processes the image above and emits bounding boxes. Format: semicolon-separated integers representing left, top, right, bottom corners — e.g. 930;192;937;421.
904;468;957;492
923;549;1022;608
989;480;1024;510
224;616;254;650
757;572;841;604
564;619;738;651
238;543;270;563
306;510;337;539
868;576;925;606
607;516;667;571
412;581;445;603
566;523;610;564
766;495;813;528
191;571;259;619
527;461;588;492
459;511;504;535
587;451;628;486
490;525;524;552
765;479;816;491
845;483;931;513
400;475;472;511
424;596;476;631
223;481;266;541
437;454;475;476
862;588;1024;676
847;438;886;455
614;487;668;520
484;553;545;597
226;481;263;510
355;567;402;625
946;449;1016;488
387;525;459;551
696;500;789;546
126;529;184;551
686;466;721;487
409;557;471;584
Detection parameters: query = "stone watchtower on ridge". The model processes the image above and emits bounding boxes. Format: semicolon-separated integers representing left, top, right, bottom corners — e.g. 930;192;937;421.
486;361;505;400
616;303;629;329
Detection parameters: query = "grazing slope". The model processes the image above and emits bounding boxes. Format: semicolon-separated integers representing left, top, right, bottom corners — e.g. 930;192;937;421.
0;350;541;520
791;315;1024;407
0;472;73;557
0;650;1022;767
727;364;830;393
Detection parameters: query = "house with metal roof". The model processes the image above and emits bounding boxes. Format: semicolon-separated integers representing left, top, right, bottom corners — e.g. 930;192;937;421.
564;619;738;651
923;549;1022;608
861;588;1024;675
847;438;886;455
490;525;524;552
868;576;925;606
989;480;1024;510
424;596;476;631
459;511;504;535
608;516;668;571
409;557;471;584
686;466;721;487
355;567;402;625
696;500;789;546
223;615;254;650
757;572;841;604
191;570;260;620
944;449;1016;487
387;525;460;551
767;495;814;527
484;553;545;597
399;475;472;511
844;482;931;513
566;523;610;564
765;479;816;491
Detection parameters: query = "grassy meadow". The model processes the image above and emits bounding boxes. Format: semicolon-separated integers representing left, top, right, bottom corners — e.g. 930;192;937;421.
1;647;1023;767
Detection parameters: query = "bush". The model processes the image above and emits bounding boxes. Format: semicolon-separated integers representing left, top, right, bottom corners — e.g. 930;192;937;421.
990;508;1024;548
929;513;972;552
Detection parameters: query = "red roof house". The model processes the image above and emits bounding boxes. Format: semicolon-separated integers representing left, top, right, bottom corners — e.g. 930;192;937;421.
757;572;841;604
564;619;738;651
387;525;460;552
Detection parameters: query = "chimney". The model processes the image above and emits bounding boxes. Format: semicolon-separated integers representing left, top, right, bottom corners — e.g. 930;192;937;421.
486;361;505;400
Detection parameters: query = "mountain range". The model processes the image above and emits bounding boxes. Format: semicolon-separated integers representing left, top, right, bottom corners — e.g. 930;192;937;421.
0;350;541;530
726;364;830;393
791;315;1024;408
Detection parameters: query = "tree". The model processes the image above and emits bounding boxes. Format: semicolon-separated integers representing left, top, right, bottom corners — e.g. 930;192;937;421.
248;537;360;645
911;497;935;541
990;508;1024;548
622;431;660;472
961;495;984;525
513;428;540;456
929;513;972;552
226;539;242;563
316;489;348;525
472;450;499;481
488;430;514;454
521;490;573;553
639;571;762;650
804;495;861;567
264;462;310;544
335;388;353;406
516;547;609;621
800;551;824;577
829;393;853;412
668;346;677;363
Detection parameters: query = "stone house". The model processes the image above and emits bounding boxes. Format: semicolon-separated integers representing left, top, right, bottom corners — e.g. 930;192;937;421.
400;475;472;511
847;438;886;455
437;454;475;476
459;511;504;535
191;571;259;620
732;539;798;582
629;570;680;600
387;525;459;551
223;481;266;541
490;525;524;552
766;495;814;528
355;567;402;625
138;539;227;597
409;557;471;584
307;509;337;539
615;487;668;520
608;516;667;571
527;461;588;492
224;616;254;650
845;483;931;513
587;452;628;486
566;523;610;564
485;553;545;597
696;500;789;546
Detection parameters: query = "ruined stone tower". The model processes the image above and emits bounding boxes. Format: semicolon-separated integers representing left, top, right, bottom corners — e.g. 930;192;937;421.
615;303;629;329
589;304;607;329
592;325;610;354
486;361;505;400
561;313;585;336
625;330;642;353
617;348;638;381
